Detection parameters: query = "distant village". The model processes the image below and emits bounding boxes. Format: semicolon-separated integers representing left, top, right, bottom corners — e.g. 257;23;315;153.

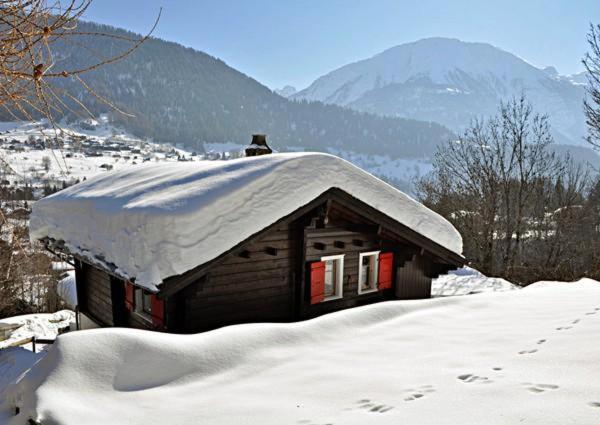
0;119;242;202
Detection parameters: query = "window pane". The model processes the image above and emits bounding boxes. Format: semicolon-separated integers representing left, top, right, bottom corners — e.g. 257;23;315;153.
361;255;371;290
368;255;377;288
324;260;335;296
134;288;143;312
143;292;152;315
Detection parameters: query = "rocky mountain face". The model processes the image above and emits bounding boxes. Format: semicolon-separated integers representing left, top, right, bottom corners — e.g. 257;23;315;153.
293;38;587;146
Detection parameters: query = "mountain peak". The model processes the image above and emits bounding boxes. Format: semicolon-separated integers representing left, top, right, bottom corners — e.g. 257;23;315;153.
274;85;297;97
293;37;586;146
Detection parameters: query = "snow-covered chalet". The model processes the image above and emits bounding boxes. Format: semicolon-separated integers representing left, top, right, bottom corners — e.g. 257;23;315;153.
30;138;465;332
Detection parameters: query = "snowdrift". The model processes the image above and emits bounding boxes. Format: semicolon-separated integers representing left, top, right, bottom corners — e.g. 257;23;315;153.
4;279;600;425
29;153;462;291
432;267;518;296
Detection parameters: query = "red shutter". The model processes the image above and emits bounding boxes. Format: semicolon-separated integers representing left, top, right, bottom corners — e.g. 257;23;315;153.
378;252;394;290
124;282;134;311
310;261;326;304
151;295;165;328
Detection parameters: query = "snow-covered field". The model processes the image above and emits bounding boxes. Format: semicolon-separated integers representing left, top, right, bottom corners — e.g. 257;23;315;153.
2;279;600;424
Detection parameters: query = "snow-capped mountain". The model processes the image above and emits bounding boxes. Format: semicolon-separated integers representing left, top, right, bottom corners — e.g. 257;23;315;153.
274;85;297;97
293;38;587;146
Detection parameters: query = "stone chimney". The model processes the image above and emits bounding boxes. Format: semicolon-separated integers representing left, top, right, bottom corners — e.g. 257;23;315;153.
245;134;272;157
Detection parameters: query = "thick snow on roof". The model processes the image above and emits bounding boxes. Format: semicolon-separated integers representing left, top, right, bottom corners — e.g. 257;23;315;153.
3;279;600;424
30;153;462;290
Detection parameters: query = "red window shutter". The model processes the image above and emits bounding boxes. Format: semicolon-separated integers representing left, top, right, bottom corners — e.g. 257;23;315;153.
151;295;165;328
310;261;326;304
378;252;394;290
124;282;134;311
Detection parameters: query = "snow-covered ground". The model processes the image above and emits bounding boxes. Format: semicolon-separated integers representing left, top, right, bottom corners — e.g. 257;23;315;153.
0;310;74;350
432;266;519;296
0;119;207;191
2;279;600;424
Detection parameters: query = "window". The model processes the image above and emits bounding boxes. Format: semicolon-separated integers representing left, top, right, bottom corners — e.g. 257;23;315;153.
134;288;152;317
321;254;344;300
358;251;380;294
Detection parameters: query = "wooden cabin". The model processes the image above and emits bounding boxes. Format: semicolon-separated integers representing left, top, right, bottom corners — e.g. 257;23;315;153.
33;139;465;333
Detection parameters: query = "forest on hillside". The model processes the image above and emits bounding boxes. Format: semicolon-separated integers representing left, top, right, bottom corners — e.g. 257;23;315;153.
6;21;454;157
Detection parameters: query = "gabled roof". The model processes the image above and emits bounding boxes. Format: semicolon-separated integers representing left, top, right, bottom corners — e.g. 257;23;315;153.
30;153;463;291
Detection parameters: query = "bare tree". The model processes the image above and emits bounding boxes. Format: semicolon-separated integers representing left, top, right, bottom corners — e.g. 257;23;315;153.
0;0;159;175
418;95;572;282
41;154;50;171
0;1;158;317
583;23;600;148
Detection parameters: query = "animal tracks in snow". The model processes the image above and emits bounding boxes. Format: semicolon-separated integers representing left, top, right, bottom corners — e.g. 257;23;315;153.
352;399;394;413
556;326;572;331
588;401;600;408
522;382;559;394
457;374;492;384
518;349;538;355
403;385;436;401
341;388;437;417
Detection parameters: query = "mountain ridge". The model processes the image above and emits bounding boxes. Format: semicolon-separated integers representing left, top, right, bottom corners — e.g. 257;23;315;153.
16;22;454;159
293;37;587;146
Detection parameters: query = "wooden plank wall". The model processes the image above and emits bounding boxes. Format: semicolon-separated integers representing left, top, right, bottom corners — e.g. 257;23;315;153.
82;264;114;326
304;226;388;317
395;254;433;299
179;222;299;332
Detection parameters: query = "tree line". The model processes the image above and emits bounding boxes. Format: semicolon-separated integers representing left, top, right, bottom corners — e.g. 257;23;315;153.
418;23;600;285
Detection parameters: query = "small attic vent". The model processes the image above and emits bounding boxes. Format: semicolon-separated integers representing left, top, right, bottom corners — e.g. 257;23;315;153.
245;134;272;157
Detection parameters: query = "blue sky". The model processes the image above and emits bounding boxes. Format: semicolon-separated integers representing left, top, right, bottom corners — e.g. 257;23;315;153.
85;0;599;90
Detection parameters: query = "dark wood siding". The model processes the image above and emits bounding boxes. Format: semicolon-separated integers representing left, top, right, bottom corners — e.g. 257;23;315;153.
395;254;433;299
178;222;299;332
72;190;463;334
303;225;393;317
82;264;114;326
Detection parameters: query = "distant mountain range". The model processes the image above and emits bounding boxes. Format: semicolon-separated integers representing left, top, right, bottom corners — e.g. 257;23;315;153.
292;38;588;146
9;21;453;159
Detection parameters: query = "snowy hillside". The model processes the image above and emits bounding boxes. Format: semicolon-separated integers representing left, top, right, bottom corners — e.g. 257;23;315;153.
2;279;600;424
0;119;241;197
293;38;587;146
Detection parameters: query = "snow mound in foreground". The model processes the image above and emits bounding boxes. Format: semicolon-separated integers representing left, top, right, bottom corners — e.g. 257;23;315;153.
5;279;600;425
29;153;462;291
432;267;519;296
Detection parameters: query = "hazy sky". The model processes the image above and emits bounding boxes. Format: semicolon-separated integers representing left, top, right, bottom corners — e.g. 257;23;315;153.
85;0;599;90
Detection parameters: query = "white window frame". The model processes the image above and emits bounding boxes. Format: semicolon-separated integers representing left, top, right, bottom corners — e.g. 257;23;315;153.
321;254;345;301
358;251;380;294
